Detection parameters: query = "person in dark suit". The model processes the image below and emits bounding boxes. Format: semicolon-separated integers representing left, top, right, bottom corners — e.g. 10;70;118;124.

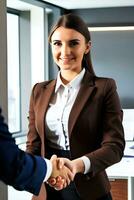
0;107;73;195
26;13;125;200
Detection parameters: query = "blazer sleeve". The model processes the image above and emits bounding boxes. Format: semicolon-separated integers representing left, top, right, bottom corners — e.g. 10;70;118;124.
26;83;42;156
0;108;46;195
86;78;125;176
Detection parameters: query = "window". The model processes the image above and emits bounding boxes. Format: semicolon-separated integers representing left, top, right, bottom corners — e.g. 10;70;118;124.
6;0;61;147
7;12;21;133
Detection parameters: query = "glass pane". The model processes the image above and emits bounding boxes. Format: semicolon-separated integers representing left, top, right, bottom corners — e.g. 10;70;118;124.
7;13;21;133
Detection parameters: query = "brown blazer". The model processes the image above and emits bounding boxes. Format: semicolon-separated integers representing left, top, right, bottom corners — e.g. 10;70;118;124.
26;70;125;200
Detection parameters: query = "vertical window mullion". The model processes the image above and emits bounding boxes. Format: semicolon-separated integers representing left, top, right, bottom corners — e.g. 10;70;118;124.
7;12;21;133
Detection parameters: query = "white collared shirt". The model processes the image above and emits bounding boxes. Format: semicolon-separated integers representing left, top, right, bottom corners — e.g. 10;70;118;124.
45;68;91;174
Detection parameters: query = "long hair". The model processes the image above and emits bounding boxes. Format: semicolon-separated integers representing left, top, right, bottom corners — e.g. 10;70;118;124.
48;13;95;76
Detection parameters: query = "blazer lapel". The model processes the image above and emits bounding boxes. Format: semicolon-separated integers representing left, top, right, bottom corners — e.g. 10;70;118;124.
37;80;56;138
68;71;96;136
41;80;56;113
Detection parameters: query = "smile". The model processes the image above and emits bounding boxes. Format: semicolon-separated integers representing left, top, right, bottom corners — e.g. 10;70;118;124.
60;58;74;64
60;57;74;61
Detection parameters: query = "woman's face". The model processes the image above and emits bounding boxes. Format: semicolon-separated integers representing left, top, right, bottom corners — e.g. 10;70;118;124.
51;27;90;73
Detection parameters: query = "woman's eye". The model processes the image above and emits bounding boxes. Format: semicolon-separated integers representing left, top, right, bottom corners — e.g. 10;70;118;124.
69;41;79;47
53;41;61;46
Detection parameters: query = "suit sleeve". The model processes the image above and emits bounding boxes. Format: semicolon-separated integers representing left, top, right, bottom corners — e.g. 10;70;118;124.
0;108;46;195
26;83;42;155
86;79;125;176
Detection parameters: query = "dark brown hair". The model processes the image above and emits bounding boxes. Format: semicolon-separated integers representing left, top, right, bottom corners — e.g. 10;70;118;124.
48;13;95;75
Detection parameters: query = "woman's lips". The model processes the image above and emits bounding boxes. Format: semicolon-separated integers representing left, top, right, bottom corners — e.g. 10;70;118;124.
60;57;74;64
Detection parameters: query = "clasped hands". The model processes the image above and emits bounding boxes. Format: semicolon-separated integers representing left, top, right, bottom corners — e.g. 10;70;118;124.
47;155;84;190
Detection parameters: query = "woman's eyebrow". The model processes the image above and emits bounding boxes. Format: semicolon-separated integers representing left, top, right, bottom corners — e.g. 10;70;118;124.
52;39;81;42
70;39;80;42
52;40;60;42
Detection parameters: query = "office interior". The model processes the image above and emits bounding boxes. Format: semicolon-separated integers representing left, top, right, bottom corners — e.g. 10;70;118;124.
0;0;134;199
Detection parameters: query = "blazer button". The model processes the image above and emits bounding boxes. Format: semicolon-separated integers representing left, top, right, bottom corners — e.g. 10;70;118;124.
85;174;91;180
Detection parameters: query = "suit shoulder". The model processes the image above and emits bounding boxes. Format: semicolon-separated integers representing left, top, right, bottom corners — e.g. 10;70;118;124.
94;77;117;94
33;79;55;89
95;76;115;82
95;76;116;86
35;79;54;87
31;80;55;96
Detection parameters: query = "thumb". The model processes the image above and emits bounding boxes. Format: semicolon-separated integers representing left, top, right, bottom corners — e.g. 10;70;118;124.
50;154;57;162
57;158;65;169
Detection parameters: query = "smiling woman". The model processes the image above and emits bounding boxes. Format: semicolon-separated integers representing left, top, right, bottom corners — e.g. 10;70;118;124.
26;13;125;200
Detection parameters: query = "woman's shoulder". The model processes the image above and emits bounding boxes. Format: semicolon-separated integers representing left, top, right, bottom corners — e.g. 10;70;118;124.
85;70;116;86
34;79;55;89
31;79;56;95
95;76;116;86
94;76;117;92
95;76;115;82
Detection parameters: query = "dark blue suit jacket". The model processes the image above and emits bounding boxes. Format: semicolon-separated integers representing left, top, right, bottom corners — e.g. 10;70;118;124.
0;108;47;195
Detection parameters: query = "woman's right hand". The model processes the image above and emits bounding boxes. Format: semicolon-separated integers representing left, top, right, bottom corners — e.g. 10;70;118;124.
47;155;74;190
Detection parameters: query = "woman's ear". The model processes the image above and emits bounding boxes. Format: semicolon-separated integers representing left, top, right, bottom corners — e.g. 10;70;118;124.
85;41;91;54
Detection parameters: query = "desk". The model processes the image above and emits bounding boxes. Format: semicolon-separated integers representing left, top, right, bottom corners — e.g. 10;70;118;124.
107;142;134;200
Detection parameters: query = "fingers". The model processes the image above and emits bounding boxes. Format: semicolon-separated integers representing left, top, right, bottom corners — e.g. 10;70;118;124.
47;176;65;190
54;166;74;188
49;155;75;190
54;177;65;190
66;167;74;182
57;158;74;173
57;158;64;169
47;168;72;190
51;155;73;172
53;176;68;190
47;177;56;186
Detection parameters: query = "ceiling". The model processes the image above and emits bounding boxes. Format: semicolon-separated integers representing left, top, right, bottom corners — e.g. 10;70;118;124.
42;0;134;9
7;0;134;10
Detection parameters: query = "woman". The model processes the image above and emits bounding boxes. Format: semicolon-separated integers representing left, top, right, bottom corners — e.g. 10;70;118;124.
26;13;125;200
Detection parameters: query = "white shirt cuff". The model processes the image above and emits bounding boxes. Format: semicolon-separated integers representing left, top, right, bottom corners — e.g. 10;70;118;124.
80;156;91;174
43;158;52;182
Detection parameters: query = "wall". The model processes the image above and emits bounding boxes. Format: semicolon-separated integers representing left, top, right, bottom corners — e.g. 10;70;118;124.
72;7;134;108
72;7;134;25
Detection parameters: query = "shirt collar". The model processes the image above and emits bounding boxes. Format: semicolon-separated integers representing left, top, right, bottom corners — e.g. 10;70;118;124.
55;68;85;93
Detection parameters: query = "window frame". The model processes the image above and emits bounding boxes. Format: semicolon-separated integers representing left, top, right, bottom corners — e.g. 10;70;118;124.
7;9;22;134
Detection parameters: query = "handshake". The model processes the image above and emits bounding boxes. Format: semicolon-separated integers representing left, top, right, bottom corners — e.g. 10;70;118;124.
47;155;85;190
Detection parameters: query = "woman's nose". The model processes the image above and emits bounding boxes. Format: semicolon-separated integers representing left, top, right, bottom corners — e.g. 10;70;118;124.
61;44;71;56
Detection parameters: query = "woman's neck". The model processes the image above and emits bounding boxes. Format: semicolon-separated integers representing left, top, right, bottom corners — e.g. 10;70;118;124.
60;70;81;85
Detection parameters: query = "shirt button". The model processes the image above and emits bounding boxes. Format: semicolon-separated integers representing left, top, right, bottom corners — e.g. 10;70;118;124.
57;118;60;121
